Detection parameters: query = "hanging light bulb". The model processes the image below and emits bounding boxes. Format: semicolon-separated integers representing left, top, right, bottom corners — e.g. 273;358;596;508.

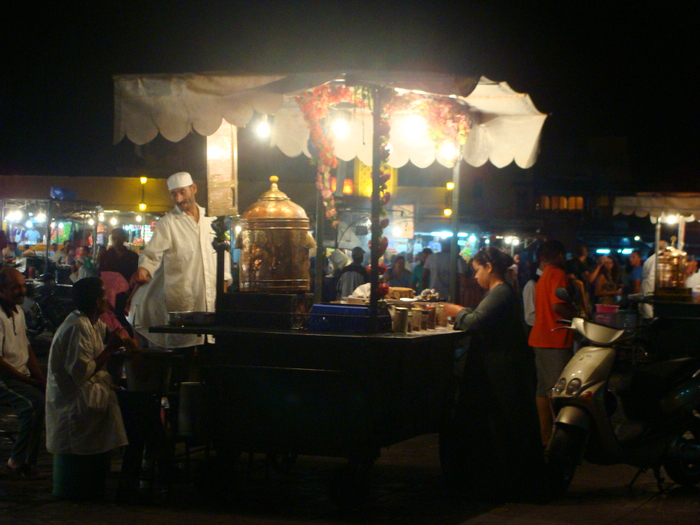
446;182;455;191
402;114;428;136
256;115;271;138
331;117;350;139
443;208;453;217
109;217;118;226
136;215;143;223
437;141;459;165
88;218;95;226
140;176;148;185
139;203;147;211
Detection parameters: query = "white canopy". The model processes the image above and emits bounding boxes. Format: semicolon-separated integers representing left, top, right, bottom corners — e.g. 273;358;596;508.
113;71;547;169
614;193;700;223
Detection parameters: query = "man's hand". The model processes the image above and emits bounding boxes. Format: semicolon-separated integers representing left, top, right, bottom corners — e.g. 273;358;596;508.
132;267;151;285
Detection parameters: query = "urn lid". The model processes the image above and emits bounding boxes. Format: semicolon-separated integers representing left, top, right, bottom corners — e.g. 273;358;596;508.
241;176;309;221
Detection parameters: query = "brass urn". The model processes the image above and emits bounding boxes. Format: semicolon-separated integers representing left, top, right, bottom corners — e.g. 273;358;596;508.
236;176;316;292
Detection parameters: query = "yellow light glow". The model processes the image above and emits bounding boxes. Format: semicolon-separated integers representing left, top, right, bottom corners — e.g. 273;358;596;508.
331;118;350;139
446;182;455;191
666;214;678;224
139;203;147;211
402;115;428;136
140;176;148;184
443;208;453;217
437;141;459;165
256;116;270;138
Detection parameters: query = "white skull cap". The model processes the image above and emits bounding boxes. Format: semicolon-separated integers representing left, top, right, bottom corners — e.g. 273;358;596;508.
167;171;194;191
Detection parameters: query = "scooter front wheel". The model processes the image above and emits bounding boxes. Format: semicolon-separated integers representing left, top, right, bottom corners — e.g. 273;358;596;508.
663;416;700;487
546;424;588;496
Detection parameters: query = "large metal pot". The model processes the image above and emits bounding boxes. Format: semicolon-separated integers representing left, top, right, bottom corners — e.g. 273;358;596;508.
236;176;316;292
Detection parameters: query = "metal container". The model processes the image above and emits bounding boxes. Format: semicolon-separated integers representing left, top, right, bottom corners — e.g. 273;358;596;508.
236;176;316;292
656;247;687;288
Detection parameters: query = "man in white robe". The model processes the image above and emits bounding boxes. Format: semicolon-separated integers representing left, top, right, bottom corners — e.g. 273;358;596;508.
129;172;231;349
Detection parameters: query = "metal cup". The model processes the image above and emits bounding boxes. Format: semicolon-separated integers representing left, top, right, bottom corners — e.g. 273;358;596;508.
393;307;409;333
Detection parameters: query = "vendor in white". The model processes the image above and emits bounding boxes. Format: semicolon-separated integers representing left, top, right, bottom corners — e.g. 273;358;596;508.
129;171;231;350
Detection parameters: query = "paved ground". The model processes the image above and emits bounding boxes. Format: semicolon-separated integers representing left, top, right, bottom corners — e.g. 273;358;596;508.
2;427;700;525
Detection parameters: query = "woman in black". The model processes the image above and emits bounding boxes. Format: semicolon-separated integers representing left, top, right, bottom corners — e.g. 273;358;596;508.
443;246;548;502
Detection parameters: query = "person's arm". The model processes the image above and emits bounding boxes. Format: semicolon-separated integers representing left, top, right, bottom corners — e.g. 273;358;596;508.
0;356;43;387
523;281;536;326
632;278;641;294
587;258;605;284
133;219;172;284
452;285;509;333
25;345;45;385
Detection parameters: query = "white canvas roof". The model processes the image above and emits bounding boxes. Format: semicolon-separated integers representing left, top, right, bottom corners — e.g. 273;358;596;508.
113;71;547;169
614;193;700;223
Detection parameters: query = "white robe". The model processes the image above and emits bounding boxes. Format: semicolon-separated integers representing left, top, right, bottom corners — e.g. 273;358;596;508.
129;204;231;348
46;311;127;455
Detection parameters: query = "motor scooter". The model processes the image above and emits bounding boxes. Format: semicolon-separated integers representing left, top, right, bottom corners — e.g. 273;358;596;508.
546;288;700;494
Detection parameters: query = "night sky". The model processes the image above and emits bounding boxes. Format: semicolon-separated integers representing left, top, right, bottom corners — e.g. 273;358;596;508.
1;1;698;189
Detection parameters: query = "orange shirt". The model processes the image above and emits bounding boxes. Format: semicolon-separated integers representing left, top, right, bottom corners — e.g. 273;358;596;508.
528;265;573;349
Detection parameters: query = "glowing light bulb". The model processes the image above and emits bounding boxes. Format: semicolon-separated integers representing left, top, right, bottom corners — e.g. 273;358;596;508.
256;116;270;138
136;215;143;223
438;141;459;165
88;219;95;226
98;214;104;222
331;118;350;139
140;176;148;184
392;226;402;238
25;220;33;229
446;182;455;191
443;208;453;217
110;217;118;226
666;214;678;224
402;114;427;136
139;203;147;211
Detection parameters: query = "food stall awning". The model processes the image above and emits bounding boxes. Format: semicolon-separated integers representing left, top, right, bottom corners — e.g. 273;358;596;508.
614;193;700;223
113;71;546;169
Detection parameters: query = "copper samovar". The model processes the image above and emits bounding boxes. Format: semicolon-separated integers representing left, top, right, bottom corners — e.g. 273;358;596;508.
236;176;316;292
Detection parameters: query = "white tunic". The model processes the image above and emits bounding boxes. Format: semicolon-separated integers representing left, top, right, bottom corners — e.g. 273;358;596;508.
129;204;231;348
46;311;128;455
0;305;30;376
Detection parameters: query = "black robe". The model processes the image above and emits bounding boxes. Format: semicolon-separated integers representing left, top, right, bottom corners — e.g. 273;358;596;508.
451;282;547;501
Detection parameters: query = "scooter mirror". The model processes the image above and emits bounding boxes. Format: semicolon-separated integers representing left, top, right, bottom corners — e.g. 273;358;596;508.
555;287;571;302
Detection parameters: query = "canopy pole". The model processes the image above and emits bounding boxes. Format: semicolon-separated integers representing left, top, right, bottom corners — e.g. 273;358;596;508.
449;155;463;303
313;189;324;304
368;87;383;332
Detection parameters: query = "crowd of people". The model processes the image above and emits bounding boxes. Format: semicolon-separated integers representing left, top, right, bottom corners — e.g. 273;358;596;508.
1;171;229;501
4;177;700;504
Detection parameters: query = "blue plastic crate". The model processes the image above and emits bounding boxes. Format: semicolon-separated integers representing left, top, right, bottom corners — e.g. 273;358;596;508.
308;304;391;333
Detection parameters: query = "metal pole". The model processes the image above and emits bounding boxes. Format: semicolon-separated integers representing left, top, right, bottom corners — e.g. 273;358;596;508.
369;87;383;332
449;155;462;303
313;189;324;304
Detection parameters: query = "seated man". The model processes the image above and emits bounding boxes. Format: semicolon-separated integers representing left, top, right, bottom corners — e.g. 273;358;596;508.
0;268;46;479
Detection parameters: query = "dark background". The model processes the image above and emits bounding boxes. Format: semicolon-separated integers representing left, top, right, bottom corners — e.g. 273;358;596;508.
1;1;698;189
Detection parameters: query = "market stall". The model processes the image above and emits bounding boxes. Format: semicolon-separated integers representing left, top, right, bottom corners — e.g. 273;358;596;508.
614;193;700;357
113;70;547;495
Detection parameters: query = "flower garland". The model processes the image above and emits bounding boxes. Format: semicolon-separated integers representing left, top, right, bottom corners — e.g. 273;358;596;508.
295;86;470;238
386;92;471;146
295;84;362;228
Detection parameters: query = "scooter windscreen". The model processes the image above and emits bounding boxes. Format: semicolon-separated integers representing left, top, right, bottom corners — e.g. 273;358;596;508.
571;318;630;346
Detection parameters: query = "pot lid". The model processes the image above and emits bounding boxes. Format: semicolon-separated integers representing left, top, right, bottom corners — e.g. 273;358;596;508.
241;176;309;221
